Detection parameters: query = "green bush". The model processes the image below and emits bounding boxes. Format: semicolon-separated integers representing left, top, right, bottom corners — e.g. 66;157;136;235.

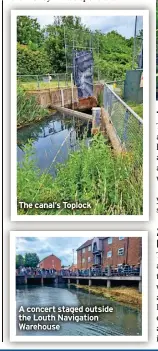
17;86;48;126
17;43;51;75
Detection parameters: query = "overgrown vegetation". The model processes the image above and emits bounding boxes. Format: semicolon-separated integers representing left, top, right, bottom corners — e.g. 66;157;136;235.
71;285;142;310
17;134;143;215
17;86;49;127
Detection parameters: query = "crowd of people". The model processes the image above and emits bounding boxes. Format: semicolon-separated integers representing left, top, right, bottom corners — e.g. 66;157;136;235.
16;267;57;276
61;264;140;277
16;264;140;277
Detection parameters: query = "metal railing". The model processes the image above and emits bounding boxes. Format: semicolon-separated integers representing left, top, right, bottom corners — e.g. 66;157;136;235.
103;83;143;161
61;265;140;277
17;73;72;90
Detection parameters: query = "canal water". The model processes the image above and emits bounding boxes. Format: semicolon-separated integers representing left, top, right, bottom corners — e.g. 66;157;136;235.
17;112;92;176
16;285;142;336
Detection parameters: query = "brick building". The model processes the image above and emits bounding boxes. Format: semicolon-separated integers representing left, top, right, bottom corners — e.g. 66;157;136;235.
38;254;61;271
77;237;142;269
77;239;93;270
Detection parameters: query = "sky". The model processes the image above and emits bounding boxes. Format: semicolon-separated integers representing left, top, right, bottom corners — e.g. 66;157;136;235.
16;236;92;266
35;15;143;39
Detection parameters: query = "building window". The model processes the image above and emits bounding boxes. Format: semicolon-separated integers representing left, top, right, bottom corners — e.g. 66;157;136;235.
82;248;85;253
82;258;85;263
93;242;97;252
118;248;124;256
88;245;91;252
119;237;125;240
88;256;91;263
108;237;112;245
107;250;112;258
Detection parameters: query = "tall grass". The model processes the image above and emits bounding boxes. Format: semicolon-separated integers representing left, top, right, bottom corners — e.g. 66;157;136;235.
17;86;49;127
17;134;143;215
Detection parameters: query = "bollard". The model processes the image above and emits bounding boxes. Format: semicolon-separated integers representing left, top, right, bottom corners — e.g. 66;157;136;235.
107;265;111;277
91;107;101;135
107;279;111;288
92;107;101;127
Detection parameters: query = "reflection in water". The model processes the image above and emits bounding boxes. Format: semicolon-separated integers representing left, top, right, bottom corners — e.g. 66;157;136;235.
17;112;92;176
16;285;142;336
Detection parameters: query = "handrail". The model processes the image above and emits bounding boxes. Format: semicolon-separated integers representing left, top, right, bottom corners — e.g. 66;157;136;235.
104;82;143;125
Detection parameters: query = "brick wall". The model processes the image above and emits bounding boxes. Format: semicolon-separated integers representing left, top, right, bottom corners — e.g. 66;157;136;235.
77;244;93;269
103;237;141;267
39;255;61;271
127;237;142;265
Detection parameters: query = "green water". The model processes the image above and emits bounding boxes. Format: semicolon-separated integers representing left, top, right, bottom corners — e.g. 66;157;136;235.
16;285;142;337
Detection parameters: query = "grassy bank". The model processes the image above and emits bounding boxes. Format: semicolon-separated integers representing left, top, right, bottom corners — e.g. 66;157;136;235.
17;86;50;128
128;102;143;118
17;134;143;215
18;80;71;91
72;285;142;310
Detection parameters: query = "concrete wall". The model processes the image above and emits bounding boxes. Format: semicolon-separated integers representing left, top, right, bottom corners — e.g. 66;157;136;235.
16;276;26;285
26;84;104;109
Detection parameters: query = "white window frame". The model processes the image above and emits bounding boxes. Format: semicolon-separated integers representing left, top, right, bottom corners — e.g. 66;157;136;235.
107;250;112;258
118;248;124;256
88;245;91;252
82;258;85;263
88;256;91;263
82;248;85;253
119;237;125;240
108;237;112;245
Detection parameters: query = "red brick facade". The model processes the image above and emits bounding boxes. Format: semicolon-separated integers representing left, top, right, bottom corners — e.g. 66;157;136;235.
77;237;142;269
39;254;61;271
77;239;93;269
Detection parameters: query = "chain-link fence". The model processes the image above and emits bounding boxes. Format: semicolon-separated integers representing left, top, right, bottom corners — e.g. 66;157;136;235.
105;80;125;99
17;73;72;90
103;83;143;162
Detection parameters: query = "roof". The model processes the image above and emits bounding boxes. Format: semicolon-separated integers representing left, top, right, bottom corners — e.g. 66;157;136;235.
76;237;107;251
69;264;77;270
39;253;61;264
76;239;93;251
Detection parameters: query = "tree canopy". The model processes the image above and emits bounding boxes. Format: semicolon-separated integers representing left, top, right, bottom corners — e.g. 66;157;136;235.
17;15;140;79
16;252;40;268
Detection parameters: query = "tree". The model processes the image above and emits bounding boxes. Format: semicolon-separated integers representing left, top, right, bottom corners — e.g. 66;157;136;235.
17;43;51;74
16;254;24;269
17;16;44;46
44;16;84;72
24;253;40;267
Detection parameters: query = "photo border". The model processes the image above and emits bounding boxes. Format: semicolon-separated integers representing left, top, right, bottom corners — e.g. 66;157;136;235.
10;230;148;342
11;9;149;221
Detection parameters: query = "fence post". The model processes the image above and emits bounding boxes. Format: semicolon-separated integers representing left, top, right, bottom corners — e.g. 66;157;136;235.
37;75;40;89
60;89;64;107
58;74;60;89
138;261;142;293
65;73;66;88
71;73;74;109
123;110;130;144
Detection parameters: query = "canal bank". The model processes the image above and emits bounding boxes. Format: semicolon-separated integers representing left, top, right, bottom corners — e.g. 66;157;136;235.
70;284;142;310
